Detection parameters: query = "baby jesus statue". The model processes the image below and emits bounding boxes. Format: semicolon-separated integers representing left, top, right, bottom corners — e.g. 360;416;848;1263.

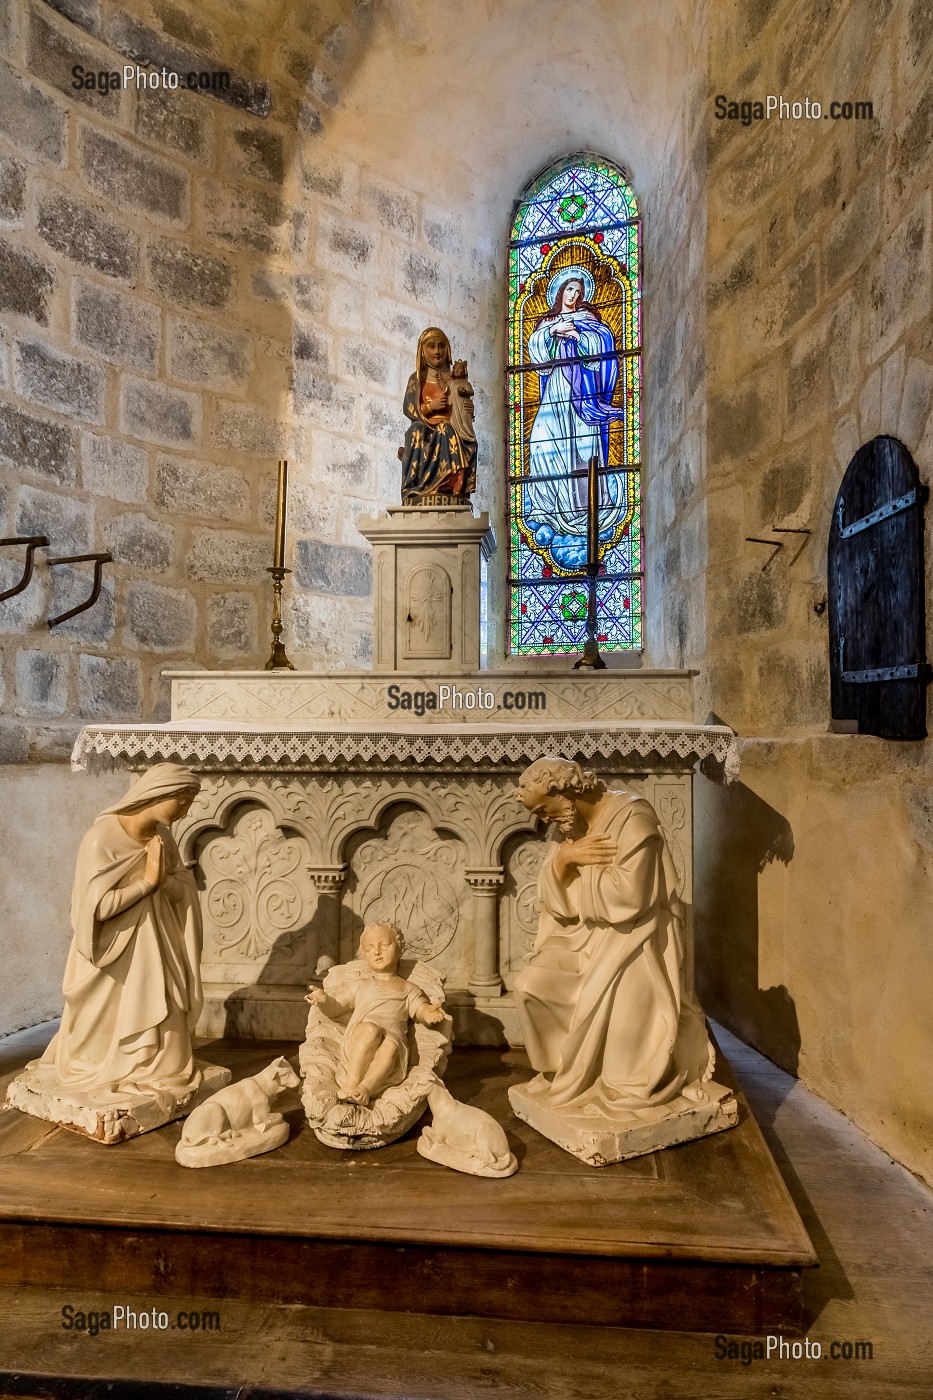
306;922;446;1108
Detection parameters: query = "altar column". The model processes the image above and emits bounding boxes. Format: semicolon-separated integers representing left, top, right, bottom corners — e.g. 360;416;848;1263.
308;866;347;975
465;866;505;998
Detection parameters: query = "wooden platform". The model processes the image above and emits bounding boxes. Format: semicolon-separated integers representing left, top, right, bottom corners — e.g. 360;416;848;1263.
0;1036;815;1334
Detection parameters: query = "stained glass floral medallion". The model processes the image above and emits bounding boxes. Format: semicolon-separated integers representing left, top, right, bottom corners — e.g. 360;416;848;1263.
507;154;642;655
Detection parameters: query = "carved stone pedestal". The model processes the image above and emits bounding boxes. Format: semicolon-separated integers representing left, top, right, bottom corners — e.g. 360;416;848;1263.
72;669;739;1046
357;505;495;673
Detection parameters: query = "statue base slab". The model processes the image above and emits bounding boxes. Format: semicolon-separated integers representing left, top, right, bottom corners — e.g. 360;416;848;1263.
175;1118;289;1168
417;1129;519;1178
357;505;495;674
508;1074;739;1167
4;1060;232;1145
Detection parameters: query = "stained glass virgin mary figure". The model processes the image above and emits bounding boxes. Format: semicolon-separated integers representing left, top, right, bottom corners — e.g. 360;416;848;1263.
508;154;643;656
524;264;627;571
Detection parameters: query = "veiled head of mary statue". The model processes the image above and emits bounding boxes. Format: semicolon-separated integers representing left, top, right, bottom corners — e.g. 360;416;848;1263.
101;763;201;827
515;758;601;831
416;326;452;375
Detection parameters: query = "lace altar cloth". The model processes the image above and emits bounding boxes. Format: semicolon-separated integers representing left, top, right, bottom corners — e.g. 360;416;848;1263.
72;720;740;781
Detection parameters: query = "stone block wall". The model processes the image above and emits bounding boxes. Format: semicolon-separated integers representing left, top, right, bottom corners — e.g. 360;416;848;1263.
695;0;933;1186
0;0;291;762
702;0;933;734
0;0;491;767
644;0;708;669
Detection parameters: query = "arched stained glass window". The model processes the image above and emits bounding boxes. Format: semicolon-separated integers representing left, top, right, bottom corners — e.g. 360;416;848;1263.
507;154;642;656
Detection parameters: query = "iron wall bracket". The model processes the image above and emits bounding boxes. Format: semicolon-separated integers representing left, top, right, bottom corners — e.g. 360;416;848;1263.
46;552;112;628
0;536;50;602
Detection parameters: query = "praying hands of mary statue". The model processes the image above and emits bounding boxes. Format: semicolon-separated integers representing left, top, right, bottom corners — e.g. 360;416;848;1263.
26;763;207;1110
511;758;714;1115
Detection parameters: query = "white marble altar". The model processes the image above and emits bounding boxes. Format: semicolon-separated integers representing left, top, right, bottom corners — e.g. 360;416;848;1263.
71;670;738;1045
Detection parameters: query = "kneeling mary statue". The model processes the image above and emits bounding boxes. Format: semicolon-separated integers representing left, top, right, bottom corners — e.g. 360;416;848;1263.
7;763;230;1142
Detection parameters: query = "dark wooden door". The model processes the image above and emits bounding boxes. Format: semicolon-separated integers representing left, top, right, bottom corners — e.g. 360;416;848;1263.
828;435;927;739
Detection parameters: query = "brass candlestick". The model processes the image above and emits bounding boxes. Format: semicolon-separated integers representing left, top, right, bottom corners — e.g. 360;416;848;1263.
573;454;606;671
264;565;295;670
264;459;295;670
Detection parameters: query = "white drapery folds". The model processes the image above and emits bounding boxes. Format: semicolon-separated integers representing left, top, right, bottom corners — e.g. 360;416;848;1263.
514;789;713;1113
30;765;204;1109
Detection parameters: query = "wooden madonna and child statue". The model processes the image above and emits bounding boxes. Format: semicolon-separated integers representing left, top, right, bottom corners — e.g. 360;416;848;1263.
399;326;477;504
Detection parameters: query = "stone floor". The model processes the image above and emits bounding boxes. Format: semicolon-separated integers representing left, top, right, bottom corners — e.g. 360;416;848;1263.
0;1020;929;1398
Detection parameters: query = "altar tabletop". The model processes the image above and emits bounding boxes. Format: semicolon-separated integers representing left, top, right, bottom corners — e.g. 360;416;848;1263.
72;717;740;775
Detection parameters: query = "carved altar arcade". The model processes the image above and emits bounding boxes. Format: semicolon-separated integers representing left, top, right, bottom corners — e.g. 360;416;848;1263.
72;670;738;1045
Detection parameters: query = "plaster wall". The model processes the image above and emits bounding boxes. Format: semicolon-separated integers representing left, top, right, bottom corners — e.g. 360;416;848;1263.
0;763;123;1033
695;0;933;1185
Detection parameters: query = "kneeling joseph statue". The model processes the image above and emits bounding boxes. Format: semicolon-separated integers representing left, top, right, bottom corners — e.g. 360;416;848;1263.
508;758;735;1165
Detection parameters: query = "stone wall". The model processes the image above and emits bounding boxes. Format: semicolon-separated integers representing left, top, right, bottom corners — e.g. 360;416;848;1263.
0;0;293;763
695;0;933;1185
643;0;708;668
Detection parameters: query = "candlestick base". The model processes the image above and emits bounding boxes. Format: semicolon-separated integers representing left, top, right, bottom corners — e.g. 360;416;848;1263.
264;640;296;671
572;565;606;671
573;636;607;670
264;565;295;671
